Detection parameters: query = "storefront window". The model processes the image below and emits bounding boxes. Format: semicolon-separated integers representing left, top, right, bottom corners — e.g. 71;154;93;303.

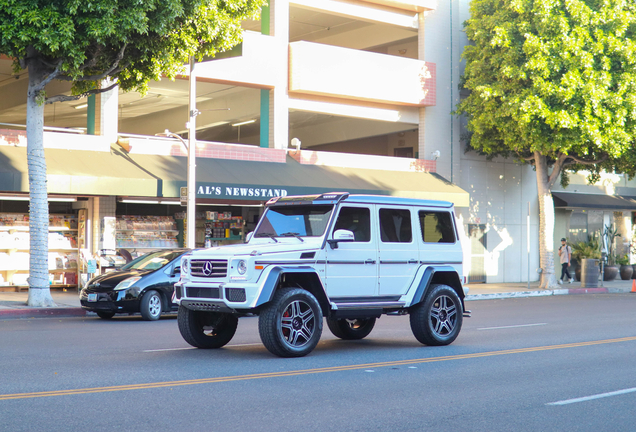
569;211;588;243
587;210;604;239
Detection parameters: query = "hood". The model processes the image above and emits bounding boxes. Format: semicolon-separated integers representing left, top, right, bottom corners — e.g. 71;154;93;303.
86;269;153;290
189;238;323;259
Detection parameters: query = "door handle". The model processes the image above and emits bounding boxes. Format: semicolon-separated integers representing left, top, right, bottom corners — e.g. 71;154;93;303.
408;259;418;264
365;259;376;264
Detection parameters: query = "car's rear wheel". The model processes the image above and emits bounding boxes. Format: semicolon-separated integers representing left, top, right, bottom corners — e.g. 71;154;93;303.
258;287;323;357
410;284;463;346
178;306;238;349
140;290;162;321
96;311;115;319
327;317;376;340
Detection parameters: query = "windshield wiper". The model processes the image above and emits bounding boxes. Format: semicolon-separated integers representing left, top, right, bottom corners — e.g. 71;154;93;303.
280;232;305;242
255;233;279;242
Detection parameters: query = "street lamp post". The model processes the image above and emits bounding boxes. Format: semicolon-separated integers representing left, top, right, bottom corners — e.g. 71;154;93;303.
156;57;200;248
155;129;195;248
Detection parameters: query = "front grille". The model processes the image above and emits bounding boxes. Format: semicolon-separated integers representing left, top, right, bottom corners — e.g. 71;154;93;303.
186;287;221;299
225;288;246;303
190;259;228;278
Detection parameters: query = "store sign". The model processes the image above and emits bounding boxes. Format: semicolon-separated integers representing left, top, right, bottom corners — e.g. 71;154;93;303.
197;185;288;199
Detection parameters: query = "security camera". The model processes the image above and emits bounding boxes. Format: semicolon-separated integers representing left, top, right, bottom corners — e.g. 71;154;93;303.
431;150;441;160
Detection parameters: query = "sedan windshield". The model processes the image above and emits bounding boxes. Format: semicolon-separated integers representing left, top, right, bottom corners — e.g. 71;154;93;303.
255;205;333;238
121;250;185;271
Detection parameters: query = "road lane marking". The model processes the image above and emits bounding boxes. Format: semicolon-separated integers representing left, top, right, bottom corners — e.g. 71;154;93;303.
143;343;262;352
478;323;547;330
3;335;636;401
547;387;636;406
143;347;197;352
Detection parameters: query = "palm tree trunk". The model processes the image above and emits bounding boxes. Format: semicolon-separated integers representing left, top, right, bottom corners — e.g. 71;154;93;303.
535;152;559;289
25;58;55;307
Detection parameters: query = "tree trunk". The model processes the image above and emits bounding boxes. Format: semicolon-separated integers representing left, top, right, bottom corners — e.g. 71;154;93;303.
535;152;559;289
25;56;56;307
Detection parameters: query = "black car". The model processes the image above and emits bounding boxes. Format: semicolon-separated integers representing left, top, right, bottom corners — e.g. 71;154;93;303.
80;249;190;320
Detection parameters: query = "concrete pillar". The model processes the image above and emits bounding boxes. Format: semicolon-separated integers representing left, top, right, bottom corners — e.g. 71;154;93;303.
269;0;289;149
95;78;119;144
417;12;428;163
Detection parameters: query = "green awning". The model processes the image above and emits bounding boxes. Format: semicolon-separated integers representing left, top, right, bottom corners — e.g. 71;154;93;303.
0;146;469;206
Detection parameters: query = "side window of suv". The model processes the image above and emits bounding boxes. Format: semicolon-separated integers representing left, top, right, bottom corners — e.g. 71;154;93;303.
379;208;412;243
419;211;456;243
333;207;371;242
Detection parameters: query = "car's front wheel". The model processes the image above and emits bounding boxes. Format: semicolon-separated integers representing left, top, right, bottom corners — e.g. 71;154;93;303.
327;317;376;340
140;290;162;321
178;306;238;349
258;287;323;357
410;284;463;346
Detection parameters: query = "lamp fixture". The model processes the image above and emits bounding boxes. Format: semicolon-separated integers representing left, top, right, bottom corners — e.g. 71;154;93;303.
74;103;88;110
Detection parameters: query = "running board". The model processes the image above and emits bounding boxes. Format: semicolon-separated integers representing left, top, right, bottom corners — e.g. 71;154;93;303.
332;301;406;310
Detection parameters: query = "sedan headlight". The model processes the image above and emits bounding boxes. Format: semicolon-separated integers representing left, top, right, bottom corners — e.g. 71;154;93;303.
113;276;141;291
237;260;247;275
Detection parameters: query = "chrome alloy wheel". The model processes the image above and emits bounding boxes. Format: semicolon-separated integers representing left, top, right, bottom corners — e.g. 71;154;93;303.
429;294;457;337
280;299;316;348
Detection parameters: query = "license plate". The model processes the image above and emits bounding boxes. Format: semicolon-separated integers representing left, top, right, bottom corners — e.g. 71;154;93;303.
88;293;97;302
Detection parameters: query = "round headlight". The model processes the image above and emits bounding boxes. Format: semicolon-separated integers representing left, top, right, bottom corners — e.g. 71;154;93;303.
181;258;189;275
237;260;247;275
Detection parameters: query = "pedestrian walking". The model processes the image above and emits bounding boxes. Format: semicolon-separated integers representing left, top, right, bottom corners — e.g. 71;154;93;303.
558;237;574;284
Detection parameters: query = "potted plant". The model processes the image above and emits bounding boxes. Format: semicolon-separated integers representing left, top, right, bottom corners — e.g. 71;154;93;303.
571;235;601;282
602;224;620;281
617;254;633;280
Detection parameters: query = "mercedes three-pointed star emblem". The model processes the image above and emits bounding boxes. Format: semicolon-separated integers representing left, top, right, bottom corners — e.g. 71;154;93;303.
202;261;214;276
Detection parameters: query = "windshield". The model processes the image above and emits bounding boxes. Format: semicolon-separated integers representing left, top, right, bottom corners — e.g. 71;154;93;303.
254;204;333;238
121;250;186;271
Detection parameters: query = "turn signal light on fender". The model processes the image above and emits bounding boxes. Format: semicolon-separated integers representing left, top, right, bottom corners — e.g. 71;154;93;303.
255;265;264;270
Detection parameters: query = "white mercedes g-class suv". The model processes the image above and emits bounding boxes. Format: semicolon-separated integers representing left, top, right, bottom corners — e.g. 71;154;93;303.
175;193;468;357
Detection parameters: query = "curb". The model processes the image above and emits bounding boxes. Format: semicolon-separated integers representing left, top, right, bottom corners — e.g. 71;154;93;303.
0;307;86;320
466;287;620;301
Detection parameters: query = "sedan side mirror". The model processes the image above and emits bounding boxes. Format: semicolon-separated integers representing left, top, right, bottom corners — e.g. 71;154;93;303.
171;266;181;277
327;229;355;249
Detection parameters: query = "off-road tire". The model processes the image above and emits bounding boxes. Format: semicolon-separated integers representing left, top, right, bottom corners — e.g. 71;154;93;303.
140;290;162;321
178;305;238;349
410;284;463;346
327;317;376;340
258;287;323;357
96;311;115;319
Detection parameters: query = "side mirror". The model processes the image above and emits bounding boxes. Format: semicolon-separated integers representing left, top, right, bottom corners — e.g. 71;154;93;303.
171;266;181;277
327;229;355;249
245;232;254;243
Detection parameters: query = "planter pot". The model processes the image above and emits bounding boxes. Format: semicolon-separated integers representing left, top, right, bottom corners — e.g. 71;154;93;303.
581;259;600;288
603;265;619;281
620;265;634;280
632;265;636;280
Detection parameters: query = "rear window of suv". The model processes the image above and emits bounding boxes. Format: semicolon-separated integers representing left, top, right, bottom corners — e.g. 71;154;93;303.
419;211;456;243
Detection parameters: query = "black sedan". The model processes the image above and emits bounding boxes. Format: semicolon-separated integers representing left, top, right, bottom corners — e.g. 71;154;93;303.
80;249;189;320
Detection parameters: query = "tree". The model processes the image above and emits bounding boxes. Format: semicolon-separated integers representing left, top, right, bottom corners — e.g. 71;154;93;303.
457;0;636;288
0;0;266;306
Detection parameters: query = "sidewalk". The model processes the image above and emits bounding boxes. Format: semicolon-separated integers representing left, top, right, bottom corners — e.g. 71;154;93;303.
0;279;634;319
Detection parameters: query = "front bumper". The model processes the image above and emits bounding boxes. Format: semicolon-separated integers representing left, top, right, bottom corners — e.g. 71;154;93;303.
79;289;141;313
175;280;257;312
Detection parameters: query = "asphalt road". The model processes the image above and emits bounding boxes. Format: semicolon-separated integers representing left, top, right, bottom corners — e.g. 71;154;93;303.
2;294;636;432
